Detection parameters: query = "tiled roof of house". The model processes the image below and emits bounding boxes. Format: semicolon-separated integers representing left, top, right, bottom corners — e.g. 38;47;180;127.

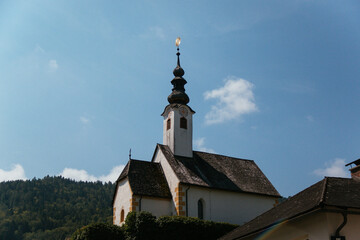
220;177;360;240
157;144;280;197
114;159;172;199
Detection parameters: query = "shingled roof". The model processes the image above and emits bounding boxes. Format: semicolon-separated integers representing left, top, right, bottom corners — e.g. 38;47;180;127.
156;144;280;197
113;159;172;201
220;177;360;240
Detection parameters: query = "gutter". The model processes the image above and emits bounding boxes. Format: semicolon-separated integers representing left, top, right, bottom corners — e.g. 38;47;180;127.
332;212;347;239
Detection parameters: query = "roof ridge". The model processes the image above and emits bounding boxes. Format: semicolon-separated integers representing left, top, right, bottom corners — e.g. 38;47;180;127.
193;150;255;162
319;177;328;205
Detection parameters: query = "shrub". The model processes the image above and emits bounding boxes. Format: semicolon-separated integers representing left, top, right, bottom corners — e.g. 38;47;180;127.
71;222;124;240
124;211;157;240
156;215;237;240
72;212;237;240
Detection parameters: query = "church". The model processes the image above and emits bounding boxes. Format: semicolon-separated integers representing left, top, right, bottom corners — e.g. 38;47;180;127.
112;39;281;226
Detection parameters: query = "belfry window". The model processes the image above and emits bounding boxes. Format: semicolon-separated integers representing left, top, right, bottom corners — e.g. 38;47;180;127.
167;118;171;130
198;199;204;219
180;117;187;129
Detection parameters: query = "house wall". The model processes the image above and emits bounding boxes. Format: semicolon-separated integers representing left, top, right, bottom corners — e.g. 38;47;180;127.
140;196;172;218
186;186;278;225
326;211;360;240
113;179;132;226
153;148;179;216
241;211;360;240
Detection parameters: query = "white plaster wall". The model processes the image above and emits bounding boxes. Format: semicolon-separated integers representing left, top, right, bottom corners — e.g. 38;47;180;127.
326;211;360;240
240;212;327;240
241;211;360;240
163;110;175;154
187;186;277;225
113;179;132;226
162;106;193;158
140;197;172;217
173;107;193;158
153;148;179;216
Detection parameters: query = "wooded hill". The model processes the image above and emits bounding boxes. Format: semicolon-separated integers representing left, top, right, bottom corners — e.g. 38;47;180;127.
0;176;114;240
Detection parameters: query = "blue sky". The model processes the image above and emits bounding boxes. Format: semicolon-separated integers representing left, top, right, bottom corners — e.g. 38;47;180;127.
0;0;359;197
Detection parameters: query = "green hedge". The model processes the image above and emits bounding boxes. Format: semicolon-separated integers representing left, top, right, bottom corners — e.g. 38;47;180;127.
71;212;237;240
156;215;237;240
71;223;124;240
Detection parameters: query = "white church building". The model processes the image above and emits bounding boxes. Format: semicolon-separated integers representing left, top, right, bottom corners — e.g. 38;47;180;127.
112;41;281;226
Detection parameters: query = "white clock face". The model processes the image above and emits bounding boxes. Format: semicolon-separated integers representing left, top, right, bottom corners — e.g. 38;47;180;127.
179;107;188;117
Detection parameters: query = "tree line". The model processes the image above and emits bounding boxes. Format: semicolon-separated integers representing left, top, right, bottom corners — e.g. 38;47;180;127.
0;176;114;240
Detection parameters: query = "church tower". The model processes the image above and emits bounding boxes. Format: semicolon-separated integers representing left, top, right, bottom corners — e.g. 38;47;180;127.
161;38;195;158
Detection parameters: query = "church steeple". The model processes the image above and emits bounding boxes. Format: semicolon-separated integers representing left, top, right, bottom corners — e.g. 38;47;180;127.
162;37;195;158
167;37;189;105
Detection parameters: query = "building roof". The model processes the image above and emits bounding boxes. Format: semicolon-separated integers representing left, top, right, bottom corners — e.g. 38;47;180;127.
220;177;360;240
113;159;172;201
156;144;280;198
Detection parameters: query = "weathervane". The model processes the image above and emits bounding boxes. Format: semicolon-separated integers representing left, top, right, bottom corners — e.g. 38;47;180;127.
175;37;181;67
175;37;181;50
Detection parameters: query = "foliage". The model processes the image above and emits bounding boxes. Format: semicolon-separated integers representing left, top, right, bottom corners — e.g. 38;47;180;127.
73;212;237;240
123;211;157;240
71;223;124;240
0;176;115;240
156;215;237;240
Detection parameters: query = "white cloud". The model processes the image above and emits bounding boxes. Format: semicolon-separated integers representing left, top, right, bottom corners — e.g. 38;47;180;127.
204;77;257;125
80;116;90;124
98;165;125;182
194;137;215;153
60;168;98;182
140;26;166;40
150;26;165;39
306;115;314;122
313;158;349;178
59;165;125;183
0;164;27;182
34;45;45;53
48;59;58;72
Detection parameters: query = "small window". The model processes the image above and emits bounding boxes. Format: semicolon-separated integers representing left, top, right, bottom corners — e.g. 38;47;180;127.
198;199;204;219
167;118;171;130
121;209;125;222
180;117;187;129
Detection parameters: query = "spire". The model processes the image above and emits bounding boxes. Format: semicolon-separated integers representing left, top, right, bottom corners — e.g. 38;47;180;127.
167;37;189;105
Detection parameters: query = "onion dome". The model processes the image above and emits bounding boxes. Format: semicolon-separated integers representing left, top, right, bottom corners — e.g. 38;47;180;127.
168;38;190;105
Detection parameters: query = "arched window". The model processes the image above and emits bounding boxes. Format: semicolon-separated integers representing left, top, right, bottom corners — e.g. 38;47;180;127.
167;118;171;130
121;209;125;222
198;199;204;219
180;117;187;129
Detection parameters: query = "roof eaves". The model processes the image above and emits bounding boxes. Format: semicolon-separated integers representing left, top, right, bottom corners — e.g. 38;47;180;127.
250;160;281;197
232;206;323;240
179;182;281;198
161;104;196;116
133;193;172;199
